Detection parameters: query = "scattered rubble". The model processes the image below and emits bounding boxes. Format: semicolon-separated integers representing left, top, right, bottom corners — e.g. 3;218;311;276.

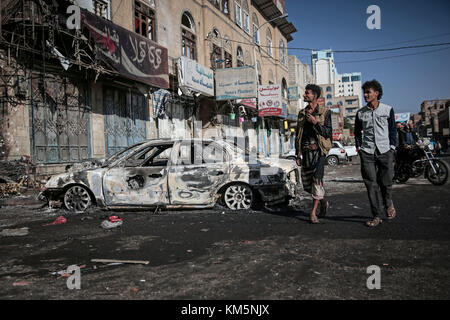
91;259;149;265
43;216;67;226
101;216;123;229
1;227;30;237
0;159;44;198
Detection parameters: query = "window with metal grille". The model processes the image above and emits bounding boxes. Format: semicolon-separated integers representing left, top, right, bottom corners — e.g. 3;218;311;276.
135;0;156;41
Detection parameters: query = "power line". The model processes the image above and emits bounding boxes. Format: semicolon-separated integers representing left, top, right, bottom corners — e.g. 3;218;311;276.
209;35;450;53
335;46;450;65
353;32;450;50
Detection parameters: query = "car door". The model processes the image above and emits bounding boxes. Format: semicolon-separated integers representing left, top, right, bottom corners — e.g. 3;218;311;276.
103;143;174;207
167;140;230;205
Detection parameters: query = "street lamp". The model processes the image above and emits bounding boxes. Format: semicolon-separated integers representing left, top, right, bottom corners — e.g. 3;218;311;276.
253;14;288;157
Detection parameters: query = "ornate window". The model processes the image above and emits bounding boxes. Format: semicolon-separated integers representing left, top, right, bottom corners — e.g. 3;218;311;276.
210;29;223;69
134;0;156;41
181;12;196;60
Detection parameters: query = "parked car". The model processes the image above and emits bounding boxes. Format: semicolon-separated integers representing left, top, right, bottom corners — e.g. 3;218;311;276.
282;143;349;166
40;139;299;212
326;142;348;166
334;141;358;158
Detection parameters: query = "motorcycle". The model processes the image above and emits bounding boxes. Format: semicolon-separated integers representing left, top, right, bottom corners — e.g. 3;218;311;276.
394;140;449;186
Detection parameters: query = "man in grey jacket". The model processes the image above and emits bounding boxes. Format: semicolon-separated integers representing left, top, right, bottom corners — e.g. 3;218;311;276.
354;79;397;227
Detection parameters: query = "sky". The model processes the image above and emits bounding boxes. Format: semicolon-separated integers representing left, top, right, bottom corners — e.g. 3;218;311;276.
284;0;450;114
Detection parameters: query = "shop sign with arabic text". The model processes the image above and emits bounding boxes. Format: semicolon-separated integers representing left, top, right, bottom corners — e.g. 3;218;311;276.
215;67;257;101
258;85;283;117
81;9;169;89
178;56;214;96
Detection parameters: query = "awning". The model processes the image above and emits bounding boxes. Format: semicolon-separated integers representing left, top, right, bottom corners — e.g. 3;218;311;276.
252;0;297;41
81;9;169;89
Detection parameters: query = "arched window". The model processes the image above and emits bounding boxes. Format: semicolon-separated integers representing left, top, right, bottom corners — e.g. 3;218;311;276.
237;46;244;67
181;12;196;60
326;86;331;92
266;28;273;57
327;102;333;106
279;40;286;66
210;28;223;69
252;13;260;44
327;94;332;99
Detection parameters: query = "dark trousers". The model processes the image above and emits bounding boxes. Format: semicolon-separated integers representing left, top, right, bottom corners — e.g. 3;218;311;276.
360;149;394;217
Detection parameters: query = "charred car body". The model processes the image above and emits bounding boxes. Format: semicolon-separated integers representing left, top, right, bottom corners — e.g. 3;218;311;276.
40;139;299;212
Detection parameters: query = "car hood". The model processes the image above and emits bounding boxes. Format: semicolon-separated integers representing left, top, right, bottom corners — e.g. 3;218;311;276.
45;167;107;190
257;157;297;173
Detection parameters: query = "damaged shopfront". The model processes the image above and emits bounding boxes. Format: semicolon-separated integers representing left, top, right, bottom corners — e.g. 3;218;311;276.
0;1;170;176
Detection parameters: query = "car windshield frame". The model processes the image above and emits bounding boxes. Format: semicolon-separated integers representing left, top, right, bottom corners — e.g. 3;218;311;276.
102;142;147;167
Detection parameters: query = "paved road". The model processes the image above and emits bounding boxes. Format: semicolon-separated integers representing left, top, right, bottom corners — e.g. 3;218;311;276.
0;161;449;300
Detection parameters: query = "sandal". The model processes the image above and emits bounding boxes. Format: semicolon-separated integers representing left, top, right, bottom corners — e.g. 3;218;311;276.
386;205;396;220
366;217;382;227
318;200;329;218
310;216;321;224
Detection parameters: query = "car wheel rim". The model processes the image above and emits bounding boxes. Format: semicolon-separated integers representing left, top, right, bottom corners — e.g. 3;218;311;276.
64;186;91;212
224;185;253;210
328;157;337;165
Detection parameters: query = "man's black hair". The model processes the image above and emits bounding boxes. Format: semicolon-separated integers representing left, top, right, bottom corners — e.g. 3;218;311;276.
305;84;322;99
362;79;383;100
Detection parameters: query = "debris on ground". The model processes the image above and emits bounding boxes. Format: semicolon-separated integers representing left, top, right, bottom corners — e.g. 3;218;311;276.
1;227;30;237
13;281;32;286
91;259;149;265
101;216;123;229
51;265;86;277
43;216;67;226
0;158;44;198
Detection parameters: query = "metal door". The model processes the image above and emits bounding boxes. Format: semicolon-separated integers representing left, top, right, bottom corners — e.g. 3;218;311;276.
104;87;147;157
31;73;89;164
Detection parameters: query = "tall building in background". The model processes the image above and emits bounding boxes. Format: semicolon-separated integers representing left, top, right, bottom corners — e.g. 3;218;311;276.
311;49;337;85
336;72;362;109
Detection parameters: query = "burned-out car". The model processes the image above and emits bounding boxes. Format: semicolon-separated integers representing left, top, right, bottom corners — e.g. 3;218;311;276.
40;139;299;212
